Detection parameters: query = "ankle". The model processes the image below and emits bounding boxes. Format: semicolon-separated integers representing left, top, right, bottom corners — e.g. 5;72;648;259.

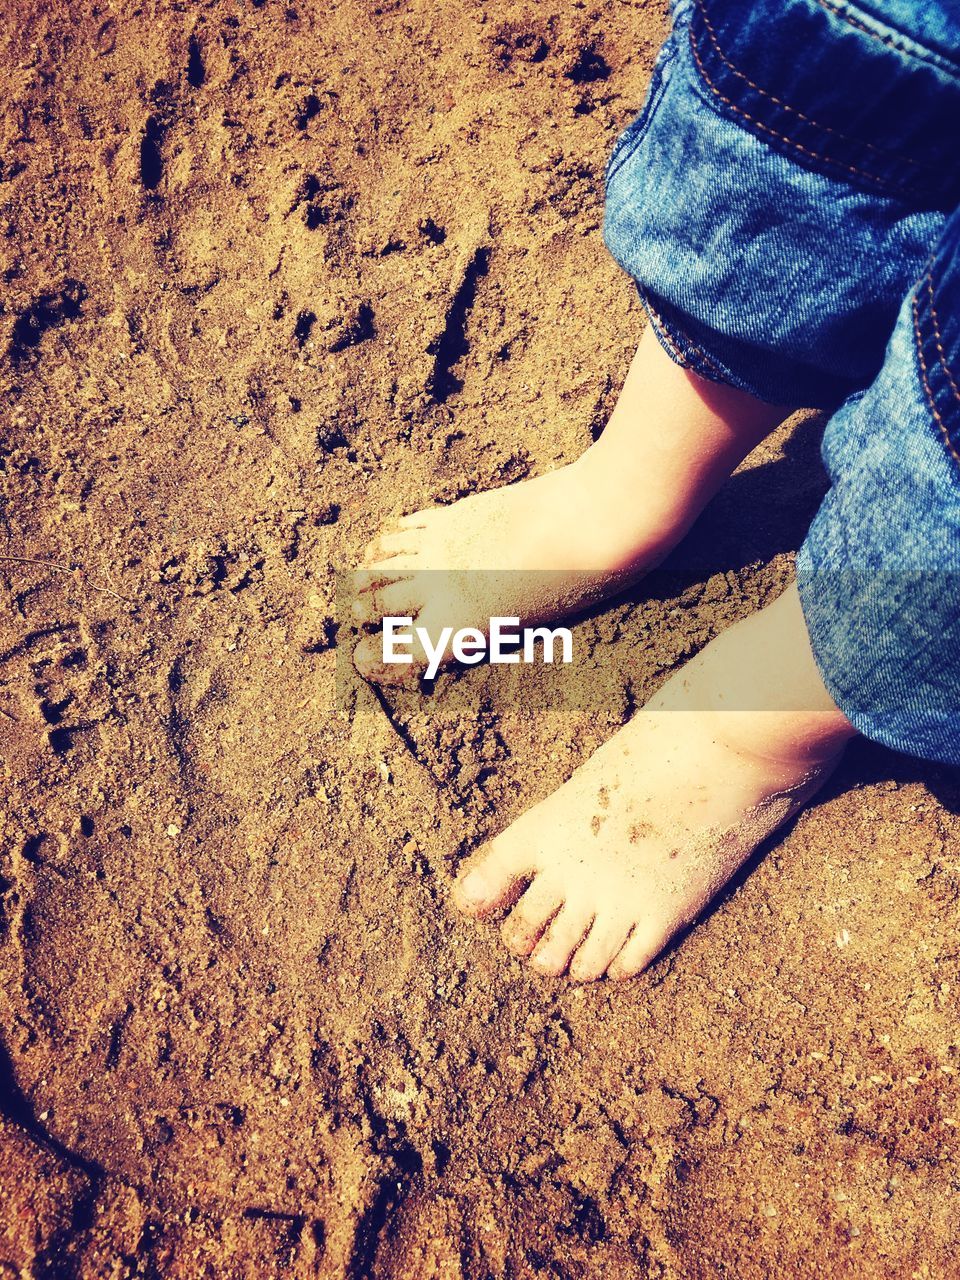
713;710;853;774
648;584;858;771
572;434;710;552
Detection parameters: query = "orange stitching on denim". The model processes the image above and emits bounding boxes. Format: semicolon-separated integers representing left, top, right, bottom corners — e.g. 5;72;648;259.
643;299;691;366
688;25;903;193
814;0;941;61
912;291;960;472
643;293;726;380
695;0;923;170
925;268;960;413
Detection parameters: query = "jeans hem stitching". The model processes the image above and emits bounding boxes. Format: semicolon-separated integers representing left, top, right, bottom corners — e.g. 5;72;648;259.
912;285;960;476
641;292;729;385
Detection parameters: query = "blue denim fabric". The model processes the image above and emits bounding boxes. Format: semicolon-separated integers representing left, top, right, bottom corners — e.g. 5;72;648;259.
797;280;960;763
603;0;958;407
603;0;960;763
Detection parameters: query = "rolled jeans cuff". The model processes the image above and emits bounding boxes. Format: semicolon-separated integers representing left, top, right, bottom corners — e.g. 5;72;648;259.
796;287;960;766
602;1;944;407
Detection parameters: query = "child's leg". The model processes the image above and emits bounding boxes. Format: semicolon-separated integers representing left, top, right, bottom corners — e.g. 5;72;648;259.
453;238;960;979
453;582;855;981
353;325;788;679
357;0;960;982
353;0;956;683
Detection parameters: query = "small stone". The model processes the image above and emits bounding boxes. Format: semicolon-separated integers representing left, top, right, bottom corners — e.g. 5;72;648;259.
166;823;180;837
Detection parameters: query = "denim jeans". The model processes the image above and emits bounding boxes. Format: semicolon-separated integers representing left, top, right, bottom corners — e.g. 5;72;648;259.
604;0;960;765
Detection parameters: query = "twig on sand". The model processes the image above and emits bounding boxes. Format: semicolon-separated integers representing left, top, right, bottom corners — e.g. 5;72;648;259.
0;555;134;604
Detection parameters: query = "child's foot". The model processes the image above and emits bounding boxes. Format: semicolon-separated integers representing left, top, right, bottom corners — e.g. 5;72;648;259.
452;585;856;980
353;328;789;681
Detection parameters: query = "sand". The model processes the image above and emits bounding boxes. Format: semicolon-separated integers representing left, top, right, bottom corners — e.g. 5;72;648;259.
2;0;960;1275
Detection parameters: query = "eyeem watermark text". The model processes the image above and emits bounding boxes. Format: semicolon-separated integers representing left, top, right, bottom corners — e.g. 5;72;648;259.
382;616;574;680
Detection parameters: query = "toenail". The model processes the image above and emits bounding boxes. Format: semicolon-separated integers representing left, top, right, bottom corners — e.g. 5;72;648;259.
506;928;535;955
611;960;641;981
457;870;487;904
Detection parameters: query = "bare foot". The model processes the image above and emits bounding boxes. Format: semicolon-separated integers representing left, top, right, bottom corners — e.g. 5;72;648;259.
451;586;856;980
353;326;788;680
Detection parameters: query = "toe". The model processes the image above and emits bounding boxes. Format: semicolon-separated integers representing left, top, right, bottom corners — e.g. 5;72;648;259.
528;905;594;978
606;924;666;981
366;552;419;575
453;836;534;918
354;630;432;686
396;510;431;530
351;578;421;625
376;529;422;557
501;879;563;957
364;524;422;572
353;632;391;680
350;578;395;624
360;522;425;568
568;917;634;983
376;577;424;618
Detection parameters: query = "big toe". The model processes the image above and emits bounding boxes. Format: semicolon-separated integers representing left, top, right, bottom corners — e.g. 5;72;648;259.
453;837;532;918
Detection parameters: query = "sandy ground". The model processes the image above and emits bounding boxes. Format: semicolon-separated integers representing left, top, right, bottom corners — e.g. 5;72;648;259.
2;0;960;1276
